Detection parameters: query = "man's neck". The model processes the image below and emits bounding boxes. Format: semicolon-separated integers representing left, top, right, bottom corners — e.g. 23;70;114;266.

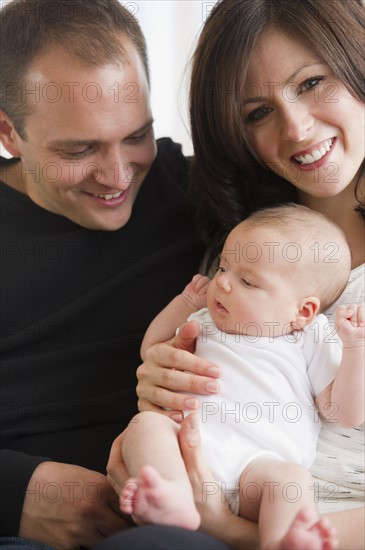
0;157;27;194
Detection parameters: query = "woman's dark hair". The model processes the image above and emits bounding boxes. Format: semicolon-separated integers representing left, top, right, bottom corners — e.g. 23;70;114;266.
0;0;149;139
189;0;365;269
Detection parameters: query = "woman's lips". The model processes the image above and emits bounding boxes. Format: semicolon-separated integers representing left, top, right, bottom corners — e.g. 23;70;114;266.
291;137;336;170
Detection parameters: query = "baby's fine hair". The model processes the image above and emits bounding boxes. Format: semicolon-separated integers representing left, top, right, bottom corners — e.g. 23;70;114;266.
241;204;352;312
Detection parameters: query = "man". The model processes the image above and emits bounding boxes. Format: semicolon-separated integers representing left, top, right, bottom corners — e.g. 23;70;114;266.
0;1;229;548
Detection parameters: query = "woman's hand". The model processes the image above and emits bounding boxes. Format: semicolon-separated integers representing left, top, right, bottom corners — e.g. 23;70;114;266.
106;430;129;498
106;415;229;530
136;321;221;421
106;415;227;527
179;413;259;549
179;414;231;525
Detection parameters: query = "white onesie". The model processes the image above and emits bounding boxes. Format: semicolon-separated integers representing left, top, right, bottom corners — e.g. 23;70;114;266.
188;308;342;513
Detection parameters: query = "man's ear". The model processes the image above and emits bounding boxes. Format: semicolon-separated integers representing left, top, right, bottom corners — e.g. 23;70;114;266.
0;110;22;157
294;297;321;329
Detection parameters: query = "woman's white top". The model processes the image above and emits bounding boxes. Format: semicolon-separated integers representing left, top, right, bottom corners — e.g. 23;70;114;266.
310;263;364;512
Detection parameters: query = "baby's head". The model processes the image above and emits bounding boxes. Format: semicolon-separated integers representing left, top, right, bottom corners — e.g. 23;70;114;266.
208;204;351;336
240;204;352;312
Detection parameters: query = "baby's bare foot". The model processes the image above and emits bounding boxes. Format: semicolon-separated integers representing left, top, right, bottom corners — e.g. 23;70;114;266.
120;465;200;530
281;508;338;550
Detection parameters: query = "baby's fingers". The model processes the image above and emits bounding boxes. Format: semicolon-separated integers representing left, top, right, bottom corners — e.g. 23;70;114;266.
193;274;211;294
355;303;365;327
338;303;365;327
336;304;365;341
335;304;353;324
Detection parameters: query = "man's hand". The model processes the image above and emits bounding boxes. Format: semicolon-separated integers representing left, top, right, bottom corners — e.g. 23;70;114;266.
137;321;221;421
19;461;130;550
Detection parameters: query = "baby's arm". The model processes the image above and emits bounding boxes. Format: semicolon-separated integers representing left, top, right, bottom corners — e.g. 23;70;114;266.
141;274;210;359
315;304;365;428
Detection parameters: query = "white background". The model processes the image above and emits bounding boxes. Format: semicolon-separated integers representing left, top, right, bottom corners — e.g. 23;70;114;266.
0;0;218;158
133;0;217;155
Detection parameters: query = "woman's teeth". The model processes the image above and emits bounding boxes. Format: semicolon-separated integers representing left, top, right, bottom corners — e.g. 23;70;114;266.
93;191;123;200
294;138;333;165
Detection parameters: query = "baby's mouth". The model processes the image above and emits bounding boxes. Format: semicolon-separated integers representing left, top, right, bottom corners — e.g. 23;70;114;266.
216;300;228;313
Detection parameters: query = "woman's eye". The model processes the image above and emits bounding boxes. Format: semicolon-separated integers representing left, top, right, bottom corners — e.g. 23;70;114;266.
300;76;324;92
245;107;272;124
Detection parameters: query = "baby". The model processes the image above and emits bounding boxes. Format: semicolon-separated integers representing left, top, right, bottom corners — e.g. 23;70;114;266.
120;204;364;550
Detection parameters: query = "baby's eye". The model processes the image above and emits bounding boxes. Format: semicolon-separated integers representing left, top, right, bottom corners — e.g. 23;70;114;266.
217;265;227;273
241;278;256;288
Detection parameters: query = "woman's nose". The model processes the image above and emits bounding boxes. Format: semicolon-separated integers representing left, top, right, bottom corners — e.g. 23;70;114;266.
280;101;313;142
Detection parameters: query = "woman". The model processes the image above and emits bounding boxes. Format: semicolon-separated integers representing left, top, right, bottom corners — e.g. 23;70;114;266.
109;1;364;547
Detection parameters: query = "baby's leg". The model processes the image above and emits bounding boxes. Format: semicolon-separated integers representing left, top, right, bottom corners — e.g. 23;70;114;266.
120;411;200;530
238;458;337;550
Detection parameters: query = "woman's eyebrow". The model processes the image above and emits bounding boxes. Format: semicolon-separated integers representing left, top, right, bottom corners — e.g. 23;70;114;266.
284;61;326;85
243;61;326;104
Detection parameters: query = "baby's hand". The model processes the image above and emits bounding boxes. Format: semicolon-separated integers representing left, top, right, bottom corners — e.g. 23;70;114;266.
182;274;210;310
335;303;365;348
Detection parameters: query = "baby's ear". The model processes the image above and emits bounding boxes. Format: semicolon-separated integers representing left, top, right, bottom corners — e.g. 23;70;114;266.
294;297;320;329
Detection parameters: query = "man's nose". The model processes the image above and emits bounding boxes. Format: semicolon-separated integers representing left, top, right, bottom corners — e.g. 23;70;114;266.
94;152;137;189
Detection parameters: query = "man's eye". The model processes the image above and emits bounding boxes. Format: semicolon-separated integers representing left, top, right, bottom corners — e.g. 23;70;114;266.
62;148;91;158
126;131;148;144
